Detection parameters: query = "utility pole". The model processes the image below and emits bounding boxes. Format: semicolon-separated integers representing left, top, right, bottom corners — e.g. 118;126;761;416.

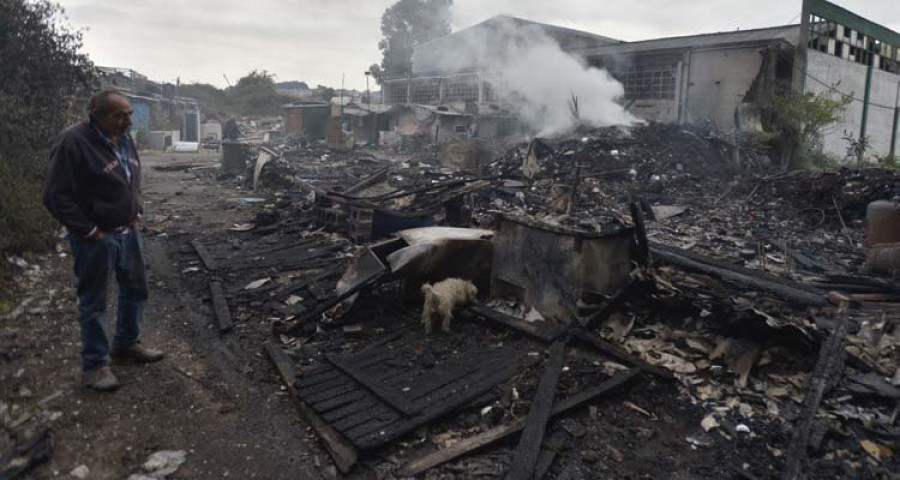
891;79;900;161
365;70;373;144
365;71;371;108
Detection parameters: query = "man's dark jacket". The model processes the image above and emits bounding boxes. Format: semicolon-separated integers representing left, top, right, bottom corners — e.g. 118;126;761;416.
43;119;142;238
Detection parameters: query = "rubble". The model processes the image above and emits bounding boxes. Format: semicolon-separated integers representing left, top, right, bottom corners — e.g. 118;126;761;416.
1;387;59;479
167;118;900;479
126;450;188;480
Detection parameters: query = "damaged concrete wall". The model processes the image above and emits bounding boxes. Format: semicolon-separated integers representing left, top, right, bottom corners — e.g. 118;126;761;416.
629;98;680;124
437;116;473;142
686;48;768;129
807;49;900;159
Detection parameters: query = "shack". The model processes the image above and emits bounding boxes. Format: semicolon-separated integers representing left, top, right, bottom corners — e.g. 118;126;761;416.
283;100;331;139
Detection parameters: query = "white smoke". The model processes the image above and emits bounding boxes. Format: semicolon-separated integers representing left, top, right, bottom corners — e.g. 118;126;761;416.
431;16;636;136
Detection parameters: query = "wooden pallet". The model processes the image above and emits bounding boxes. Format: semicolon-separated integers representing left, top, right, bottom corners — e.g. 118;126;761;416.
295;339;522;450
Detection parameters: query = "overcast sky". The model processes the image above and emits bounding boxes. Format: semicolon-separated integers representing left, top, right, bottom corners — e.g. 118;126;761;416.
58;0;900;91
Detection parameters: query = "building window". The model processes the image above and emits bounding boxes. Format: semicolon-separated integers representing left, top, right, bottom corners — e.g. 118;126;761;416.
806;13;900;73
386;81;409;104
611;63;677;100
410;79;441;104
445;76;479;102
454;124;468;133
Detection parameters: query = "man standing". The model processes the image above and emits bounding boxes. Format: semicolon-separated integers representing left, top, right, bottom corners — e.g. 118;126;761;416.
44;89;164;391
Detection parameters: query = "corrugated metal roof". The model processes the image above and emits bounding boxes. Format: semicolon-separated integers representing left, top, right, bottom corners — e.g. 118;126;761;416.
282;100;330;109
413;104;471;117
581;25;801;57
417;15;621;51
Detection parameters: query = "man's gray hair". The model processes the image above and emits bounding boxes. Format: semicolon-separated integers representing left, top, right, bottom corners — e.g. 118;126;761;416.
88;89;126;116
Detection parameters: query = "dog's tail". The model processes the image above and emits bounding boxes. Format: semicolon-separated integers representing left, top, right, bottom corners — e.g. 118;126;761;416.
421;283;433;295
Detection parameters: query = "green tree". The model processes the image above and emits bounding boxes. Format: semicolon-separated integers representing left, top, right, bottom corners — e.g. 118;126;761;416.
367;63;385;86
175;74;320;117
764;92;850;169
277;80;310;91
228;70;289;116
314;85;335;102
377;0;452;79
178;82;233;116
0;0;95;269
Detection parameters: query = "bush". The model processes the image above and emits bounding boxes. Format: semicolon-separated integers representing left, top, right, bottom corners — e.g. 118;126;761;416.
757;91;851;170
0;0;94;283
0;155;57;255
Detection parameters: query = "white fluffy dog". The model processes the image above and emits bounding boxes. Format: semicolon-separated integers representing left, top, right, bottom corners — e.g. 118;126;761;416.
421;278;478;334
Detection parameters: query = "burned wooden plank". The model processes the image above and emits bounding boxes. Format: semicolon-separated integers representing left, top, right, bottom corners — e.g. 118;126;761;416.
295;369;342;389
264;343;358;473
790;250;832;273
782;309;849;480
273;267;345;302
630;201;650;267
398;368;640;476
405;350;501;403
250;237;325;257
339;349;398;370
296;363;331;377
347;327;414;358
304;382;360;405
287;271;387;334
326;353;421;416
572;329;673;380
582;281;643;331
222;245;343;272
332;403;400;433
209;281;233;332
314;390;369;413
534;429;568;480
506;339;567;480
343;166;390;196
0;427;52;479
355;354;523;449
321;397;382;423
650;243;829;307
465;304;564;343
191;239;217;271
301;375;354;396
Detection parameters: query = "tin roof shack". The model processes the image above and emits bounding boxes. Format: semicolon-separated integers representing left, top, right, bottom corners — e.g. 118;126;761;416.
340;104;393;145
97;66;203;147
431;106;473;143
283;100;331;139
491;215;634;323
201;121;222;141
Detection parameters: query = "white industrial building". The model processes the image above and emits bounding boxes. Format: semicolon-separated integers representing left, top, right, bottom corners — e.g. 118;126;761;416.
384;0;899;162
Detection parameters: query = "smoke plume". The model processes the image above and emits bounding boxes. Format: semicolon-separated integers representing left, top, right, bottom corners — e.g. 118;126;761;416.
431;16;636;136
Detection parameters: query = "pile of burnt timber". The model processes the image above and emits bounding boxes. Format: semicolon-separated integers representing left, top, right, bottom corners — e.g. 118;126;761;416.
177;124;900;478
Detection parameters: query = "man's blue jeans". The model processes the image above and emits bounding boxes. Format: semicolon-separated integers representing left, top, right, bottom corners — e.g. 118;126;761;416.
68;230;148;370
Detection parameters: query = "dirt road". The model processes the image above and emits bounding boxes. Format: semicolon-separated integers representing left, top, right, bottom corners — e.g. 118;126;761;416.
1;153;327;479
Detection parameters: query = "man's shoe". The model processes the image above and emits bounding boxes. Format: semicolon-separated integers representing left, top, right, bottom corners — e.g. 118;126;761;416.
111;344;165;364
82;365;120;391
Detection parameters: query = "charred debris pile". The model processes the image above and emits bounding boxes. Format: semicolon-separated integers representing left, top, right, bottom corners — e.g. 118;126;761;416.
177;122;900;479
